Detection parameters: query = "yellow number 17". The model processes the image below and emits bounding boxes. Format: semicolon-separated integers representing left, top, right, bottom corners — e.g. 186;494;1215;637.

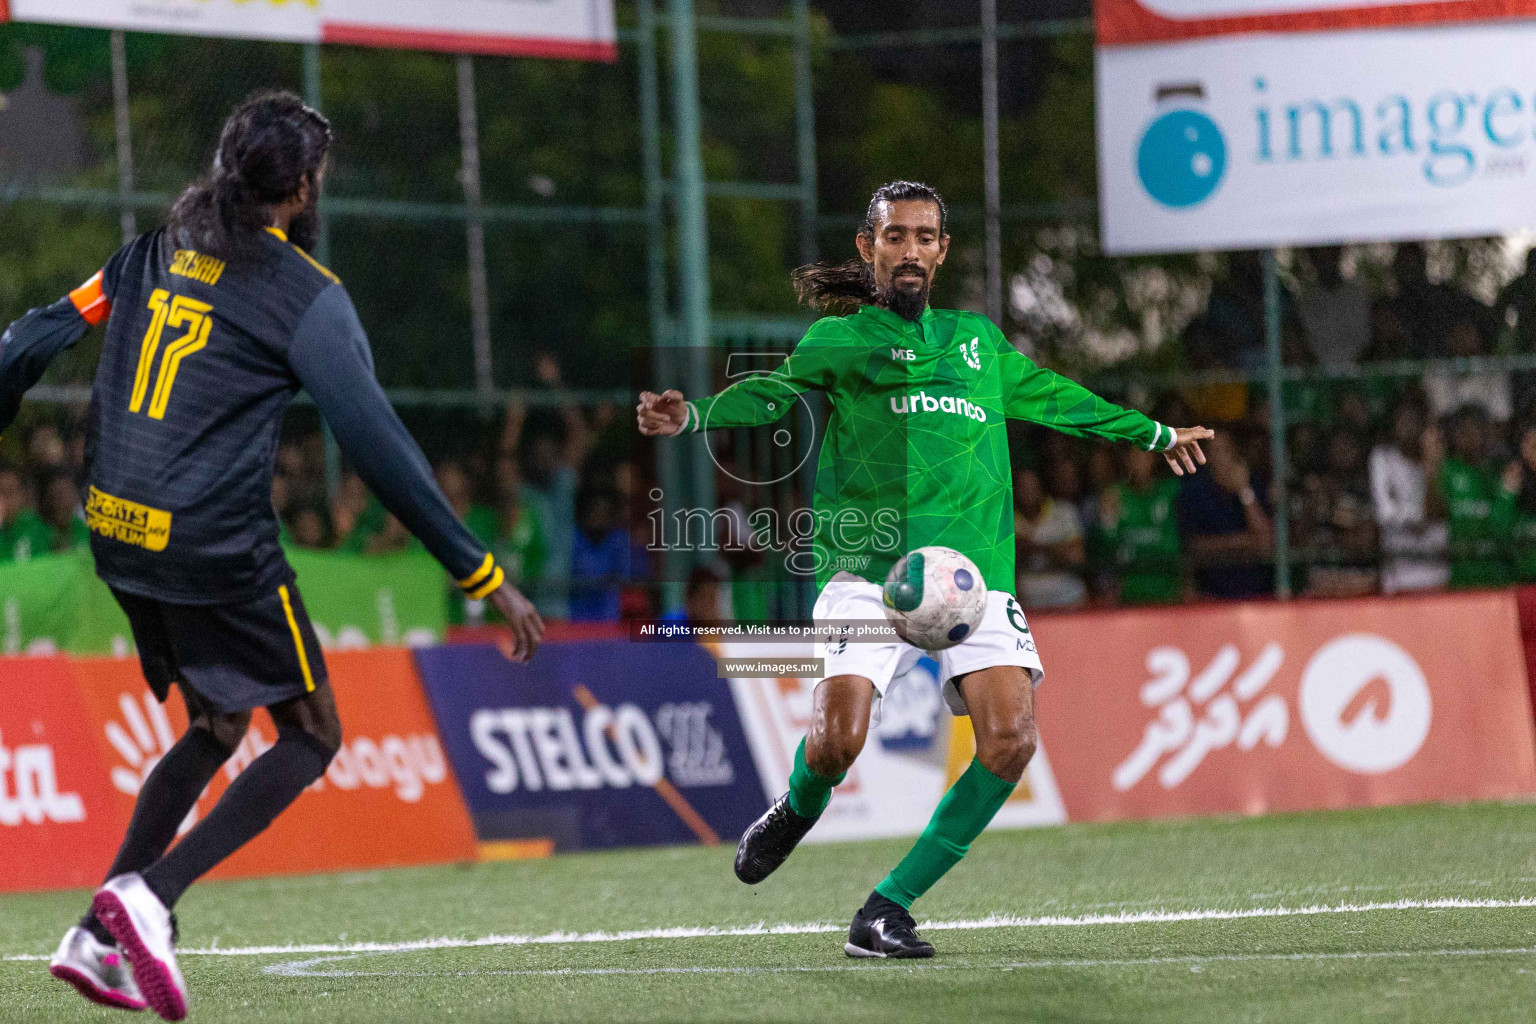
131;289;212;420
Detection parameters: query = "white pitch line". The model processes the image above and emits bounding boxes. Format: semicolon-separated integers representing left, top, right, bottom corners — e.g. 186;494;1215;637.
265;945;1536;979
4;896;1533;963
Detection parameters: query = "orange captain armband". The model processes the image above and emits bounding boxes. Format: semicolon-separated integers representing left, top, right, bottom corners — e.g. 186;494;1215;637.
69;271;112;326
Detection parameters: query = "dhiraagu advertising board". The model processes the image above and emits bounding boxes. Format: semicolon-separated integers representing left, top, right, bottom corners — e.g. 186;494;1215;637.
1096;0;1536;252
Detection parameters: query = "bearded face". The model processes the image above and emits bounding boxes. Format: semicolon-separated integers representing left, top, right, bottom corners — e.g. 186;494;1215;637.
855;198;948;322
878;260;931;321
286;176;322;254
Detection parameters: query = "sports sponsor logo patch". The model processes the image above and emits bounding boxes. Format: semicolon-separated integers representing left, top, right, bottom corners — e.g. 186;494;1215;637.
85;487;172;553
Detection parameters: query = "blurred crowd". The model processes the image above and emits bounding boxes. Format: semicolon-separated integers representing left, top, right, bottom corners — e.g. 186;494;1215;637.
0;353;658;626
1018;242;1536;609
11;242;1536;619
268;352;652;625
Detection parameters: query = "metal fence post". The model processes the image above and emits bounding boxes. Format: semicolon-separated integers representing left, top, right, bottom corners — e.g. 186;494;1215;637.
638;0;683;612
637;0;670;343
110;30;136;243
302;43;341;500
301;44;331;267
791;0;822;617
981;0;1003;327
1264;249;1291;598
791;0;818;265
669;0;716;520
456;54;495;407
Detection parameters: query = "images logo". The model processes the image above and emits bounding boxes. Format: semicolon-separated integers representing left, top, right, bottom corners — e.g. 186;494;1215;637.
1136;83;1227;208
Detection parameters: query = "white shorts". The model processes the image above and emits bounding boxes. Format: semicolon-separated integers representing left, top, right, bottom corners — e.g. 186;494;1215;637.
813;578;1044;717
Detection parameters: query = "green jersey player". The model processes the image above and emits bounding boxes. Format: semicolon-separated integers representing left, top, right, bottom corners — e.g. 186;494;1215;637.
637;181;1211;957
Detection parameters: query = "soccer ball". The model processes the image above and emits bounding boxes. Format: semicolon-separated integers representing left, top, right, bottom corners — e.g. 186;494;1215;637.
881;546;987;652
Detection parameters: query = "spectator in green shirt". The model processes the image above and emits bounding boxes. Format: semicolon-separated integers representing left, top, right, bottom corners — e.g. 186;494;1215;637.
337;493;389;553
284;504;332;549
437;459;500;625
1434;404;1516;588
1504;422;1536;581
37;468;89;552
1090;447;1184;605
0;463;54;562
488;454;546;599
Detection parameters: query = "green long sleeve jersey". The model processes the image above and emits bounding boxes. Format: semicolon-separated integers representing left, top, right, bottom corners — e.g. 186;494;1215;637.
685;304;1175;590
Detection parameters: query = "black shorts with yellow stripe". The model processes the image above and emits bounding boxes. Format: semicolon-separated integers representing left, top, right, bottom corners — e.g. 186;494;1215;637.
112;581;327;715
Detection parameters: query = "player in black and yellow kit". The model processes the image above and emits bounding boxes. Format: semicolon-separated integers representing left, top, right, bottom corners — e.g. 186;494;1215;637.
0;92;544;1020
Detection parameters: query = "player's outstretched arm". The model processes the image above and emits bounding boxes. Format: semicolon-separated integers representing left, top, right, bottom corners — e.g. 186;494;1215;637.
637;322;849;437
288;284;543;660
1163;426;1215;477
0;272;111;434
1000;339;1213;472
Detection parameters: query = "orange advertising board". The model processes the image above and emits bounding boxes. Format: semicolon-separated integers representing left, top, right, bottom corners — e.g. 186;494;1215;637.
0;658;128;891
65;648;477;884
1034;591;1536;822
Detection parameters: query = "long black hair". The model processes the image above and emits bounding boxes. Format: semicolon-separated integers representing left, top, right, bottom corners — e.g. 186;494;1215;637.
166;90;332;263
791;180;948;314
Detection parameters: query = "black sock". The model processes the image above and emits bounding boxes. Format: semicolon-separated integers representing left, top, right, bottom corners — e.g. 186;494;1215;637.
80;728;233;943
142;732;330;909
862;890;906;917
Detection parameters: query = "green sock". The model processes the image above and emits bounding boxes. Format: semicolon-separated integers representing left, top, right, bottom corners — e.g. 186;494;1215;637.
874;757;1016;909
786;738;844;819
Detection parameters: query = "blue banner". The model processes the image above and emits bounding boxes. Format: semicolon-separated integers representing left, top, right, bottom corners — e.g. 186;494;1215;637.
413;641;767;850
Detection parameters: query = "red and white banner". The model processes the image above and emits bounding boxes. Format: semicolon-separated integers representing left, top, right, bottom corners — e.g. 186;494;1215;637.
1095;0;1536;251
0;659;130;892
0;650;477;893
2;0;617;61
1033;591;1536;821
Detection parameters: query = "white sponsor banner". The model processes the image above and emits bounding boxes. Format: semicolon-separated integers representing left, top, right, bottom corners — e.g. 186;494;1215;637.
1096;22;1536;253
6;0;617;59
724;643;1065;841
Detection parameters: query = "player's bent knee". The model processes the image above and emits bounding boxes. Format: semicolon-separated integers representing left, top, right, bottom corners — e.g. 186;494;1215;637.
807;673;874;777
280;723;341;769
974;718;1038;784
269;682;343;762
295;702;343;762
194;709;252;753
806;729;865;778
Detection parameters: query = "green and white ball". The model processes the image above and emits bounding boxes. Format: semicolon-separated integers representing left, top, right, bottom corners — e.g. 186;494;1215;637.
882;546;987;652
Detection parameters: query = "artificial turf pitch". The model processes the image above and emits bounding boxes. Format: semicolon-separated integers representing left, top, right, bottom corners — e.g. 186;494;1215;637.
1;801;1533;1023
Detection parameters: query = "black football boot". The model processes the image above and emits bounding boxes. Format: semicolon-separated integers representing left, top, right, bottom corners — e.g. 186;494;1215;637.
733;793;819;884
844;892;936;958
